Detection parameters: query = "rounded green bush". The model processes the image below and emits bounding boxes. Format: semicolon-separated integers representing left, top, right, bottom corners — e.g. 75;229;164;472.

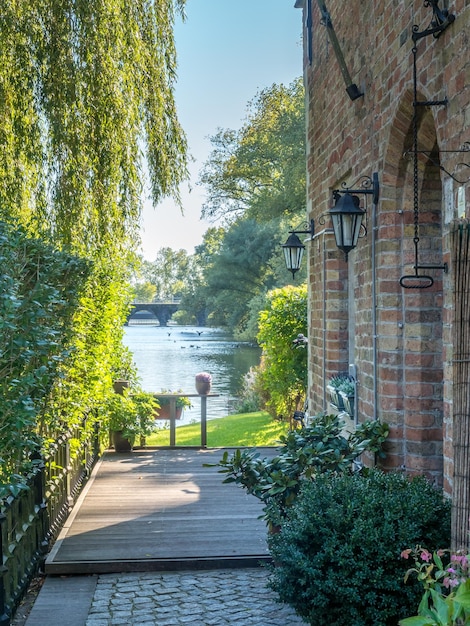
268;469;451;626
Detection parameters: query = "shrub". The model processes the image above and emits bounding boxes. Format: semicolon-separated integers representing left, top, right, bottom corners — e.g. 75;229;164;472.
101;390;159;441
234;367;263;413
268;470;451;626
209;413;389;527
256;285;308;419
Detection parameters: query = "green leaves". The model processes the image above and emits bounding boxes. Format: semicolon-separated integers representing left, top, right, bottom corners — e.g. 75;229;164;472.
400;560;470;625
0;1;189;499
256;285;308;419
268;471;451;626
0;0;187;251
210;413;389;526
0;221;89;492
199;79;305;223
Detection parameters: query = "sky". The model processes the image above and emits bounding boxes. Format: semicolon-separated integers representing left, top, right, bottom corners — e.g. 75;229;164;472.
139;0;303;260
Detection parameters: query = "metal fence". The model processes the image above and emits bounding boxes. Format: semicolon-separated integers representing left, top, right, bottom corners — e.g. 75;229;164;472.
0;419;100;625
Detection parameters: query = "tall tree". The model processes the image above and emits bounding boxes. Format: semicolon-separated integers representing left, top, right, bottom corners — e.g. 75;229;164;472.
199;78;305;224
196;79;307;338
202;219;281;334
178;227;225;325
139;248;190;301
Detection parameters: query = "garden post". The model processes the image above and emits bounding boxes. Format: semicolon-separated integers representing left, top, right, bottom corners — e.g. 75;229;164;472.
200;396;207;449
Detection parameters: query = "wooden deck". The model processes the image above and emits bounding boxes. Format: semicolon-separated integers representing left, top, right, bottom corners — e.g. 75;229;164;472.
45;448;273;574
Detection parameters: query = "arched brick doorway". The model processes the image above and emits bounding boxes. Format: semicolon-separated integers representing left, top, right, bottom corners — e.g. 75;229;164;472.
379;90;444;485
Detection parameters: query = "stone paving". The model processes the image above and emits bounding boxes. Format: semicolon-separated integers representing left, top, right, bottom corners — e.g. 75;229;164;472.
85;568;305;626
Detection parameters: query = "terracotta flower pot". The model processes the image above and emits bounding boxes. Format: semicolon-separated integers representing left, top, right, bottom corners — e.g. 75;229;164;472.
154;404;183;420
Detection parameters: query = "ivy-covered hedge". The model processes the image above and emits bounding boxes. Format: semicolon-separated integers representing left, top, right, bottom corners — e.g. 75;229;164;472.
0;221;90;496
268;470;451;626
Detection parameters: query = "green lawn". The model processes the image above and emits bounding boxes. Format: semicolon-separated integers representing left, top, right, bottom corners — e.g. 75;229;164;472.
145;411;288;447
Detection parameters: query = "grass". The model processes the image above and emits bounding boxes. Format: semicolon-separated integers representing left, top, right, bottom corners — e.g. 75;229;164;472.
144;410;288;448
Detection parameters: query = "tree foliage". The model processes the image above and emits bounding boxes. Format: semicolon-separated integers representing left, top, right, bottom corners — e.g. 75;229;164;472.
199;78;305;223
178;227;225;325
138;248;190;301
194;78;307;339
0;0;188;249
256;285;308;418
201;220;281;331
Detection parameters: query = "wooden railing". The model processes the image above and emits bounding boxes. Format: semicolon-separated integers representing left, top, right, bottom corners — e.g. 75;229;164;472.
153;393;219;447
0;419;100;625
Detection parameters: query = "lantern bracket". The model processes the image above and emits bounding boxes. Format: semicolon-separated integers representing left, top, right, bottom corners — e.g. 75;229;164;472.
411;0;455;42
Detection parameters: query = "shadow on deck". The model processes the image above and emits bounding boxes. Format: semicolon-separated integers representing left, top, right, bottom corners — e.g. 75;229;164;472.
45;448;274;575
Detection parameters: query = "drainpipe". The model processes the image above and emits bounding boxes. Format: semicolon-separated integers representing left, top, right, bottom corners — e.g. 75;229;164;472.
311;228;334;411
371;199;378;419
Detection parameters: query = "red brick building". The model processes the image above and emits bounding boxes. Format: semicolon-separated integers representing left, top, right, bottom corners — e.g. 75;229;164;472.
294;0;470;546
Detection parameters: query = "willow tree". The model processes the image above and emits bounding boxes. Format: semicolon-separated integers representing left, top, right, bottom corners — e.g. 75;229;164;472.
0;1;188;430
0;0;187;245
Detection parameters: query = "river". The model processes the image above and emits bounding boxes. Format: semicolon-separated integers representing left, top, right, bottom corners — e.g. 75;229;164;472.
123;325;262;425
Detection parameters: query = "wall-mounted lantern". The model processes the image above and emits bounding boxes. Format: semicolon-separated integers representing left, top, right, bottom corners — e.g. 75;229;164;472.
329;172;380;260
281;219;315;278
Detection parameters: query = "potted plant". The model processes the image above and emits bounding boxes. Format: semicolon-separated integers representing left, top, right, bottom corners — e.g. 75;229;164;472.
326;375;349;410
338;379;355;417
103;390;159;452
195;372;212;395
153;391;192;420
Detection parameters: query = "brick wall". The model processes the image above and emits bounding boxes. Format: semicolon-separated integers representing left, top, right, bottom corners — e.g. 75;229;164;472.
299;0;470;500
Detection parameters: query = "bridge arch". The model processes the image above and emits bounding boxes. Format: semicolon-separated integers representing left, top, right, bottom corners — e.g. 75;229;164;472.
126;302;179;326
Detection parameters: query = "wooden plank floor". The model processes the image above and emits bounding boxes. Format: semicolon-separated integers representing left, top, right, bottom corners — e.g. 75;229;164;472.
45;448;274;574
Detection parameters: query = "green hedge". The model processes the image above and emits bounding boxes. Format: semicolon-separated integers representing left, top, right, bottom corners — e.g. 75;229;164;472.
268;470;451;626
0;221;89;495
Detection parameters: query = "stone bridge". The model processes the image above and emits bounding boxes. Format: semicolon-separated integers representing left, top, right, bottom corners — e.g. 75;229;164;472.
126;302;179;326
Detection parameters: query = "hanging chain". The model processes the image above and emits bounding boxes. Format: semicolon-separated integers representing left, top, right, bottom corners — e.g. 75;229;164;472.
412;44;420;273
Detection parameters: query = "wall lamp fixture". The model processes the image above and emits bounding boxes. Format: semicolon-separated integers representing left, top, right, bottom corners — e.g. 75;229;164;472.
330;172;380;261
281;219;315;278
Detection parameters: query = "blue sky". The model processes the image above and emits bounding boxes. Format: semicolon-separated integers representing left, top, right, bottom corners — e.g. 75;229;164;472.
139;0;303;259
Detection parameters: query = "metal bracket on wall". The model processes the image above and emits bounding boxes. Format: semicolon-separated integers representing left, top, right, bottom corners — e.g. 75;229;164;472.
412;0;455;42
403;143;470;185
317;0;363;101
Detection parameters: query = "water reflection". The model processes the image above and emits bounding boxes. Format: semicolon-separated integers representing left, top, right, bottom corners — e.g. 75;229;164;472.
123;325;261;425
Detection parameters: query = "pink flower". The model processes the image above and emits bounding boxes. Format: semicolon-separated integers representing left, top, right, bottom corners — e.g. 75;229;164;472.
420;549;432;562
401;549;412;560
195;372;212;382
451;554;468;568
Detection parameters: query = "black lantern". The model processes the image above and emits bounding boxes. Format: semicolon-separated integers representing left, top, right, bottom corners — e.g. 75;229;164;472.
329;172;379;260
330;192;365;261
281;219;315;278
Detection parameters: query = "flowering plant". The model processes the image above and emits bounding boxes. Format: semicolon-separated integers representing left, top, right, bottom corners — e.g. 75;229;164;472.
154;390;192;409
399;546;470;625
195;372;212;382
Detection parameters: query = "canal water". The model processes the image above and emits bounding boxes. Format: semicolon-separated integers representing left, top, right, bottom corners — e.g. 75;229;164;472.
123;325;262;425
